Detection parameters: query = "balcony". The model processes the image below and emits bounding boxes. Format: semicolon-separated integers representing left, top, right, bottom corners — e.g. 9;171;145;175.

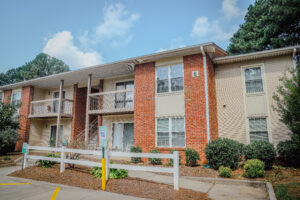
29;98;73;118
88;89;134;115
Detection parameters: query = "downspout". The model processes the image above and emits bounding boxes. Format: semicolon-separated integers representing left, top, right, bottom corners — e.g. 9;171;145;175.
200;45;210;143
293;48;297;70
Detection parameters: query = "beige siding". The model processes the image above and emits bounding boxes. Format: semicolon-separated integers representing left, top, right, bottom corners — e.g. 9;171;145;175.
102;114;134;150
216;55;293;145
29;118;72;146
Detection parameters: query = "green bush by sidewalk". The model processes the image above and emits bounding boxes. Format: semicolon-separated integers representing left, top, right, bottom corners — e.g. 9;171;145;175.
148;149;162;165
91;167;128;179
218;166;232;178
130;146;142;163
243;159;265;178
244;141;276;169
185;148;200;167
36;153;60;168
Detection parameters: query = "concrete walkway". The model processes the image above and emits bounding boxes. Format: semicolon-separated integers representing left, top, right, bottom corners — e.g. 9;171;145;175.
129;171;268;200
0;166;144;200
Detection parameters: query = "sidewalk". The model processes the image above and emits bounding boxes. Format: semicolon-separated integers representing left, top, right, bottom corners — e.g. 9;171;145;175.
128;171;268;200
0;166;144;200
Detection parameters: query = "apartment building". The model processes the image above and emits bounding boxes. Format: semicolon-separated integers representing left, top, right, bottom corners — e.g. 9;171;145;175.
0;43;298;160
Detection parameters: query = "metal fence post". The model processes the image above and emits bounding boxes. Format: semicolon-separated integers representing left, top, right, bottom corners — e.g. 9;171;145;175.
23;145;28;169
60;146;65;173
173;151;179;190
105;150;109;180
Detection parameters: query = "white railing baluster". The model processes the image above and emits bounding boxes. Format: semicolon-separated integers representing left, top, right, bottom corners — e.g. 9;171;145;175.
23;145;28;169
173;151;179;190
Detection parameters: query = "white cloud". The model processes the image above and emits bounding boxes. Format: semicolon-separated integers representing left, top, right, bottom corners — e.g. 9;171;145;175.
222;0;241;19
191;16;237;42
81;3;139;47
43;31;103;68
157;37;186;52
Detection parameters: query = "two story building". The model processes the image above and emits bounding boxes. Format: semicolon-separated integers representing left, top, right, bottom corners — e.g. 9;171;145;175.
0;43;298;160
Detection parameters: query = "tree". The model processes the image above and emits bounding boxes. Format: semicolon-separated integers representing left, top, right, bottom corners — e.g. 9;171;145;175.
0;102;19;154
227;0;300;55
273;63;300;142
0;53;69;86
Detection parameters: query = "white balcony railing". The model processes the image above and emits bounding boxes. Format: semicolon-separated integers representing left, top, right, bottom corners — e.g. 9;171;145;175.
29;98;73;118
88;89;134;114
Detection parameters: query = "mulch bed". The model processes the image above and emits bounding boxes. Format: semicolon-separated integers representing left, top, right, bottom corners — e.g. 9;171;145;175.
9;165;212;200
0;152;22;168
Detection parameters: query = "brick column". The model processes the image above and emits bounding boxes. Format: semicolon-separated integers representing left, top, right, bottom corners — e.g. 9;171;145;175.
134;62;155;153
183;54;208;161
71;84;87;140
15;86;34;151
3;90;12;103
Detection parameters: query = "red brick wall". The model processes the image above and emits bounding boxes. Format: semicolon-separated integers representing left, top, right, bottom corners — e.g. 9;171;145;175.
134;62;156;153
183;54;208;162
207;56;219;141
71;84;87;140
3;90;12;103
15;86;34;151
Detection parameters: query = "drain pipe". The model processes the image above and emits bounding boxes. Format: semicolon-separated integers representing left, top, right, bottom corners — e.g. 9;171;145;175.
293;48;297;70
200;45;210;143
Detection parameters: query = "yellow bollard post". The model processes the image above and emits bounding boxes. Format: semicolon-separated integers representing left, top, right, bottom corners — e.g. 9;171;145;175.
102;158;106;190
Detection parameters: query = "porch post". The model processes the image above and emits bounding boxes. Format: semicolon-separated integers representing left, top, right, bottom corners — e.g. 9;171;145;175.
56;80;64;147
85;74;92;145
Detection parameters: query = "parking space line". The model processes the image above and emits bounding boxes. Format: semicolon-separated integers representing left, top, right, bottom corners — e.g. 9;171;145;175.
50;187;60;200
0;182;31;186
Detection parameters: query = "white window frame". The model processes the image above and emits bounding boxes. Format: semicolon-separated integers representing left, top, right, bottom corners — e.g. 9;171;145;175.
11;91;21;106
243;66;264;94
248;117;270;143
156;117;186;148
155;64;184;94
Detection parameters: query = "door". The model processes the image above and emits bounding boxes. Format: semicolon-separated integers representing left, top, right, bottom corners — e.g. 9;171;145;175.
50;125;63;147
53;91;65;113
112;123;134;152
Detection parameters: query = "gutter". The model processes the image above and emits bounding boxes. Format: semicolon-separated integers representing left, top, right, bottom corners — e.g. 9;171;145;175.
200;46;210;143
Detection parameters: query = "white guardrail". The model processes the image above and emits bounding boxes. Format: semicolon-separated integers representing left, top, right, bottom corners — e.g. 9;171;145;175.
23;145;179;190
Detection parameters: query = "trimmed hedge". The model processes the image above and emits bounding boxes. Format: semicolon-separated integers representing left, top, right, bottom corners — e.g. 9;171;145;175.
244;141;276;169
185;148;200;167
218;166;232;178
148;149;162;165
244;159;265;178
130;146;142;163
277;140;300;167
205;138;245;170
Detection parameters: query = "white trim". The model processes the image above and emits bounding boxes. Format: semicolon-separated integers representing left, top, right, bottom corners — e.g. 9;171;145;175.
201;46;210;143
247;117;270;143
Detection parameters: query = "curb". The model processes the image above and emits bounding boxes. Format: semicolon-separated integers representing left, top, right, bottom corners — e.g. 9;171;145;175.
183;176;277;200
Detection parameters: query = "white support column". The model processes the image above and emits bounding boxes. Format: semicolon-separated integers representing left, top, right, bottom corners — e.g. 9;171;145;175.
56;80;64;147
60;146;65;173
173;151;179;190
85;74;92;145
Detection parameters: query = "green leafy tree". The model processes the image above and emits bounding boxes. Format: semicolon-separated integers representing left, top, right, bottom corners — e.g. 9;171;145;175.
273;64;300;142
0;102;19;155
227;0;300;55
0;53;69;86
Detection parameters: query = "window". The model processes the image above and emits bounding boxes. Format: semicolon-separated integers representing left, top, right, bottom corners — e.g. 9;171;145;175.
249;118;269;143
244;67;264;93
156;64;184;93
157;117;185;147
0;92;3;102
115;81;134;108
11;91;21;106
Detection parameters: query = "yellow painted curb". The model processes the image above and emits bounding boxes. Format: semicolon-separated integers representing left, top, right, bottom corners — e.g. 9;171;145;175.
50;187;60;200
0;182;31;186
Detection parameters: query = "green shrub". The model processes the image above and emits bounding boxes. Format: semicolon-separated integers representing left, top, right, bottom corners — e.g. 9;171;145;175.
204;138;245;170
168;149;181;166
36;153;60;168
218;166;232;178
277;140;300;167
91;167;128;179
244;141;276;169
274;184;292;200
148;149;162;165
0;128;19;155
130;146;142;163
243;159;265;178
185;148;200;167
3;155;11;160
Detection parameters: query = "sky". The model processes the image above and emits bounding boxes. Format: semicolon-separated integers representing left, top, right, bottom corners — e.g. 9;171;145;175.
0;0;254;72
